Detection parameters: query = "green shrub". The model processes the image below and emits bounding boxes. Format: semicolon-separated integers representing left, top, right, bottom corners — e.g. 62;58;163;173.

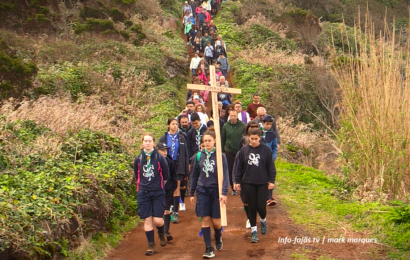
109;8;125;22
35;13;51;23
38;6;50;14
120;30;130;39
0;3;14;10
85;18;114;32
124;20;133;27
79;6;103;19
120;0;136;4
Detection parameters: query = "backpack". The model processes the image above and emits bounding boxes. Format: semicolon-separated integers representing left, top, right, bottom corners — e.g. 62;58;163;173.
136;152;163;191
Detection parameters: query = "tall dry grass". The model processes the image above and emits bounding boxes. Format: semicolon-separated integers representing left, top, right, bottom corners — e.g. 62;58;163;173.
333;13;410;201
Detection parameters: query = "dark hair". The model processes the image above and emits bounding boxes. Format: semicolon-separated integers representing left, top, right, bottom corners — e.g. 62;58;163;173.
253;93;260;97
244;120;260;136
249;128;262;137
203;127;216;139
186;101;195;106
178;115;189;122
191;112;200;122
225;104;235;113
167;118;178;130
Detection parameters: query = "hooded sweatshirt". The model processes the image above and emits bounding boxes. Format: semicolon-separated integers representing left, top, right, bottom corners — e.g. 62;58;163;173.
221;119;246;154
187;124;208;158
189;150;229;196
234;143;276;185
134;149;169;191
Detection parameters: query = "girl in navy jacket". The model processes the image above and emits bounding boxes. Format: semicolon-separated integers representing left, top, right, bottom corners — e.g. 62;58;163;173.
134;133;169;255
190;127;229;259
159;118;190;223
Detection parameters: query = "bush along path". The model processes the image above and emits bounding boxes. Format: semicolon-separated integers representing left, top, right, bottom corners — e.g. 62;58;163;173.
105;2;389;260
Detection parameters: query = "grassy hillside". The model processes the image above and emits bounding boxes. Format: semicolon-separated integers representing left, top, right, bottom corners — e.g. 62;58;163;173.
0;0;189;258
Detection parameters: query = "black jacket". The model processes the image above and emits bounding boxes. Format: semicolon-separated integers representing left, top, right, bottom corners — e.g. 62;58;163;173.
234;144;276;185
159;132;189;178
164;154;178;192
187;125;208;158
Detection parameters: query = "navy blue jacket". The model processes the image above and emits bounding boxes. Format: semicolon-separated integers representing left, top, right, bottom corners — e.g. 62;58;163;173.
134;149;169;191
159;132;189;178
190;150;229;196
197;13;206;23
187;125;208;158
164;155;178;192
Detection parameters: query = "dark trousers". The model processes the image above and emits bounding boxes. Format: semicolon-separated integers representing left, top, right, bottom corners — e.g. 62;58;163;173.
225;151;236;189
242;182;268;227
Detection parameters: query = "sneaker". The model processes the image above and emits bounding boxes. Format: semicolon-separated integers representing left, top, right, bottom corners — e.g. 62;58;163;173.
180;202;186;211
215;237;223;251
145;242;156;255
158;232;167;246
250;231;258;243
231;190;237;196
246;219;251;229
172;212;179;223
165;232;173;241
260;221;268;235
170;205;174;213
267;199;277;207
202;246;215;259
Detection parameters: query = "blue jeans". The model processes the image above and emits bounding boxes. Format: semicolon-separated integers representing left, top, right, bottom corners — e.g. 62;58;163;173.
192;69;197;76
220;69;227;78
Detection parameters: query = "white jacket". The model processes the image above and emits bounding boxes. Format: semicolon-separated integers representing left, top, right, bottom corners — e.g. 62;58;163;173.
190;57;202;70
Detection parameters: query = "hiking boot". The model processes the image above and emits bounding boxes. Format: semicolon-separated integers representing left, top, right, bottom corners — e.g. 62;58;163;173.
158;232;167;246
172;212;179;223
267;199;277;207
180;202;186;211
260;221;268;235
170;205;174;213
145;242;156;255
250;231;258;243
246;219;251;229
203;246;215;259
166;232;173;241
231;190;237;196
215;237;223;251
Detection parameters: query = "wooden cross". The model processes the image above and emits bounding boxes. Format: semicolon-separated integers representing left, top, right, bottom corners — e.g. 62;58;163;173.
187;65;241;226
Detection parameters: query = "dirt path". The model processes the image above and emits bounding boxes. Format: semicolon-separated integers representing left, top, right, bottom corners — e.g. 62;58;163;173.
104;193;384;260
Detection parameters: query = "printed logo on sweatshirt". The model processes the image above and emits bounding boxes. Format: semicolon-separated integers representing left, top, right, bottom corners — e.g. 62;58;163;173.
248;153;260;166
203;160;215;177
143;165;155;181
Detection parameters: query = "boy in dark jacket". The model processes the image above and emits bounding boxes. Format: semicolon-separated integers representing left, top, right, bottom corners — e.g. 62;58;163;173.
134;134;170;255
187;113;208;158
157;142;178;242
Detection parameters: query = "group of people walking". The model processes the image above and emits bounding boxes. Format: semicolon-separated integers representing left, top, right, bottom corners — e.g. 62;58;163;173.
133;0;281;258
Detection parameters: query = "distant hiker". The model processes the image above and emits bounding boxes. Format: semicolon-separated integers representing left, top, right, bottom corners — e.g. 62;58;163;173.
182;1;193;16
198;58;209;76
209;20;218;34
177;101;196;122
197;8;206;29
216;75;229;88
159;119;190;224
217;91;232;109
204;41;214;65
188;13;196;25
234;101;251;124
194;32;203;53
215;65;222;81
178;114;192;134
187;113;208;158
234;128;276;243
134;133;169;255
216;53;229;78
221;110;246;195
259;115;278;207
184;19;193;44
190;25;199;48
246;94;264;119
253;107;281;146
190;0;197;18
182;11;190;29
202;21;210;36
197;67;208;86
190;127;229;258
195;103;210;125
218;101;227;122
157;142;178;242
190;51;202;76
201;31;214;53
206;109;225;135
